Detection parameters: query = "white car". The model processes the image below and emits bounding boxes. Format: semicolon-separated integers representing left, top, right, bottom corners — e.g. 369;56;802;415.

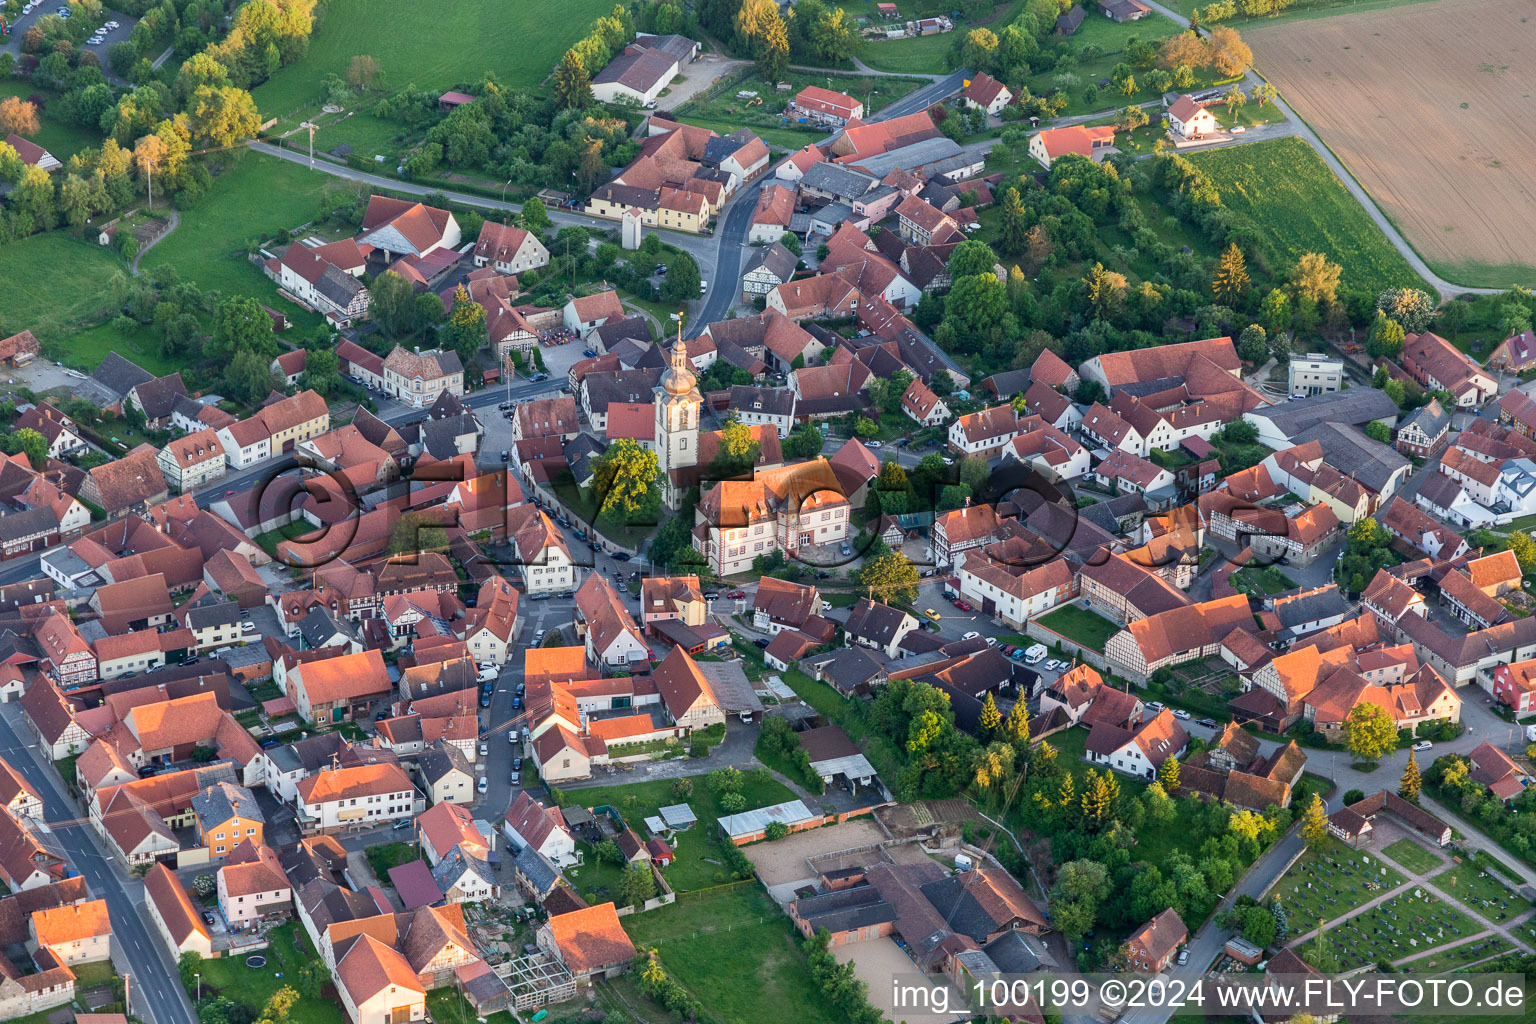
962;631;981;641
479;741;489;757
1146;701;1166;712
1172;709;1191;720
106;19;119;27
1230;125;1246;134
476;776;489;795
1412;740;1433;751
241;621;256;632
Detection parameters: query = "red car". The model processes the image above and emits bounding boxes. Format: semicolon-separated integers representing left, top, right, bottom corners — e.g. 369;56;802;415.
726;590;747;599
956;601;974;612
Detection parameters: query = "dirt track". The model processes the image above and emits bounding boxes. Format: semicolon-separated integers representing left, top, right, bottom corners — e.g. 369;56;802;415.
1247;0;1536;283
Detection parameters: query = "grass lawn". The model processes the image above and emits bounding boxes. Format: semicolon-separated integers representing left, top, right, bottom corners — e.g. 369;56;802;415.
675;70;922;150
1430;862;1528;923
0;231;128;346
0;82;103;163
1035;604;1118;653
1272;840;1406;925
253;0;618;118
59;319;182;376
555;773;798;892
193;922;346;1024
1379;837;1446;875
139;153;344;327
256;520;320;560
622;886;843;1024
364;840;418;881
1188;137;1430;297
1230;564;1298;597
782;667;855;723
426;991;514;1024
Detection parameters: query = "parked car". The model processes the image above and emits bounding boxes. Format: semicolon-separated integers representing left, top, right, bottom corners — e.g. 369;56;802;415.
533;629;547;644
1146;701;1165;712
510;771;521;786
1172;709;1191;720
962;631;981;641
393;819;413;830
866;439;882;448
477;776;489;795
1177;950;1190;966
583;349;596;358
753;637;770;648
1197;718;1218;728
513;757;523;770
479;741;489;757
726;590;746;599
923;608;942;622
1412;740;1433;751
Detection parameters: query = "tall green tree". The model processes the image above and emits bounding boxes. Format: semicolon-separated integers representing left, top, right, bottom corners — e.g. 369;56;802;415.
1345;702;1396;763
369;270;416;336
445;284;488;365
1399;750;1422;802
1212;243;1249;304
858;550;919;604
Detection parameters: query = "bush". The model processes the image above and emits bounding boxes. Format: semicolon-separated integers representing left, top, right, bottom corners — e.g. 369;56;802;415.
1343;789;1364;806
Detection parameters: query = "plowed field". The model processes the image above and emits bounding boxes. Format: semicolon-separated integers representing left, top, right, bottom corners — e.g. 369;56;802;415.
1247;0;1536;286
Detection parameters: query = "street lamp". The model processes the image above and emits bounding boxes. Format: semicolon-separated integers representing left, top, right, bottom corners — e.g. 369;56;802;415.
195;972;201;1003
500;178;513;205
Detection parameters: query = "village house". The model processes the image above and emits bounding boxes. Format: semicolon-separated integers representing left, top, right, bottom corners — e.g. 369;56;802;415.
1028;125;1116;169
792;86;864;125
472;221;550;275
963;72;1014;115
295;763;423;834
1124;908;1187;973
1166;94;1218;139
217;841;292;930
382;347;464;408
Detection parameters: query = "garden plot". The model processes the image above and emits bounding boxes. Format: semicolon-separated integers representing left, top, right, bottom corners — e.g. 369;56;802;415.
1272;845;1406;924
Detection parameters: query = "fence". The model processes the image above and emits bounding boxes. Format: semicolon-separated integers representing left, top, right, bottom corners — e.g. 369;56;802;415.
672;877;757;902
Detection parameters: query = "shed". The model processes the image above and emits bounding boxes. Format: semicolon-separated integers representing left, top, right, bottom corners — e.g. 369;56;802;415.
659;803;697;830
718;799;821;843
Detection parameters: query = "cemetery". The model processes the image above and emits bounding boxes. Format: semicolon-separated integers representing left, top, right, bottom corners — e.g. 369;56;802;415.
1273;843;1407;925
1429;862;1529;924
1303;888;1479;970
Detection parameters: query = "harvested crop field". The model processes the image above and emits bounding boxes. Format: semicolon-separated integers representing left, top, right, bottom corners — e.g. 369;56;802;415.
1246;0;1536;287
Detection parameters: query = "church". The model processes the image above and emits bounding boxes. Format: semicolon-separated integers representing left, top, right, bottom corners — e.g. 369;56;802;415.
654;337;703;511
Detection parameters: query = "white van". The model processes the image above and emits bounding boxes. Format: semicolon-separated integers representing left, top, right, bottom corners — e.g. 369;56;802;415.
1024;643;1048;665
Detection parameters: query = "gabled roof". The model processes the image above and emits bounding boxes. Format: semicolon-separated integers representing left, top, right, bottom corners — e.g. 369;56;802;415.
143;863;209;947
546;903;636;973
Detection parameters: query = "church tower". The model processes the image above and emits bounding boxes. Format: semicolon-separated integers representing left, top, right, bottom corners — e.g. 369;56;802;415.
654;334;701;508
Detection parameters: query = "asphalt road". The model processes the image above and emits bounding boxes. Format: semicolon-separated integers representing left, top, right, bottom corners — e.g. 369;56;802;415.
0;705;197;1024
0;6;140;86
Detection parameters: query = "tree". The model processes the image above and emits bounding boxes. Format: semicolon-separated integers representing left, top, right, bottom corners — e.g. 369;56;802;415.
737;0;790;82
1364;421;1392;443
618;865;658;907
1080;768;1121;830
1221;84;1246;116
595;839;624;864
185;84;260;148
1399;750;1422;802
5;428;48;470
1212;243;1249;304
1291;252;1341;306
209;295;277;363
711;419;759;478
1236;324;1267;363
808;5;858;63
853;416;877;439
1003;698;1030;744
765;820;789;841
261;987;299;1023
660;251;702;303
1366;311;1406;360
961;28;1000;75
859;550;920;604
178;951;202;994
1253;83;1278;107
978;692;1002;739
445;284;488;364
782;421;824;460
369;270;416;336
133;131;167;208
1506;530;1536;572
1049;860;1109;941
347;55;382;91
387;511;449;555
998;188;1029;257
0;97;41;137
593;439;661;527
1158;754;1180;792
521;196;552;235
1345;702;1397;763
1208;26;1253;77
1117;104;1149;132
1300;793;1329;848
1377;287;1436;334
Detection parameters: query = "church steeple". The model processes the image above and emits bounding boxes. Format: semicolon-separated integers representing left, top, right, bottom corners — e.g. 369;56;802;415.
654;314;702;505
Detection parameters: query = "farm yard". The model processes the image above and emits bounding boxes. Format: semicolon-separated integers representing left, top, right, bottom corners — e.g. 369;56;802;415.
1244;0;1536;287
672;71;925;150
1189;137;1430;297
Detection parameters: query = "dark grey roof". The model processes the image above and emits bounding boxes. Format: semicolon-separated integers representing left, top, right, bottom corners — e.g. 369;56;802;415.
743;242;797;283
792;885;898;933
299;606;358;649
728;384;795;417
844;598;912;647
420;413;482;460
91;353;155;401
583;368;663;412
1271;585;1351;630
191;782;263;828
799;161;877;203
0;504;59;543
916;182;958;209
513;844;561;896
983;369;1031;398
1399;399;1449;440
895;328;970;388
132;373;188;419
1252;388;1399;438
803;647;886;694
432;843;495;891
635;33;697;62
428;389;466;419
418;740;472;785
1414;471;1464;510
846;137;964;178
315;264;366;307
187;599;241;630
266;732;349;775
591;183;661;210
593;316;652;350
1290;420;1412;494
810;202;855;226
982;929;1058;973
919;872;1038;941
